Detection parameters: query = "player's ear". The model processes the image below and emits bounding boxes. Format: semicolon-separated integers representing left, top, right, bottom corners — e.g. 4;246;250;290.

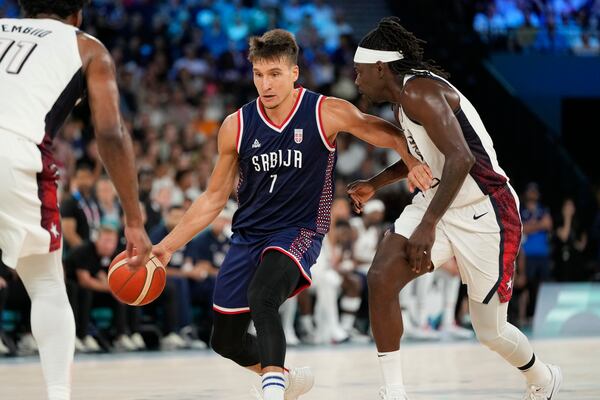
376;61;385;79
292;64;299;82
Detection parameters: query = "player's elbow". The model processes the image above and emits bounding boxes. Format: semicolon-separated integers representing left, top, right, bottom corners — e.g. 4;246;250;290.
450;150;476;174
95;125;123;143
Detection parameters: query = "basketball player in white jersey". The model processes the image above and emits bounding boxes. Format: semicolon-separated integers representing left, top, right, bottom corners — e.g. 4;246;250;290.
348;17;562;400
0;2;152;399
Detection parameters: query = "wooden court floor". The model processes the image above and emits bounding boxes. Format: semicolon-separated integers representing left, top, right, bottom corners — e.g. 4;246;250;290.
1;337;598;399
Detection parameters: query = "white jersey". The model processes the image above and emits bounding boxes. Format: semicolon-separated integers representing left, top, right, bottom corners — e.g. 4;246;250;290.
398;71;509;208
0;18;84;144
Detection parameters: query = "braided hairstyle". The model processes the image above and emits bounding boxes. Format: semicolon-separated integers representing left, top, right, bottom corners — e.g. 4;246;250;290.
359;16;448;79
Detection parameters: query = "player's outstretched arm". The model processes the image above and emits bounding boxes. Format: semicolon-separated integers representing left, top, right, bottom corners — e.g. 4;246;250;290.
347;160;409;213
80;33;151;268
153;114;239;266
321;97;432;191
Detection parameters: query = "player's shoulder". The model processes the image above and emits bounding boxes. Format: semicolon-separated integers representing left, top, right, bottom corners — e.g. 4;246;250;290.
76;30;112;69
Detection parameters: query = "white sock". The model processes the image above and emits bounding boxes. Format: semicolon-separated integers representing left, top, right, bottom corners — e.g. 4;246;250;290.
378;350;404;388
262;372;286;400
17;251;75;400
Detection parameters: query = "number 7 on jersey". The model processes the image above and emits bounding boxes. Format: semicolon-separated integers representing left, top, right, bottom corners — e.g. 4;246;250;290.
269;174;278;193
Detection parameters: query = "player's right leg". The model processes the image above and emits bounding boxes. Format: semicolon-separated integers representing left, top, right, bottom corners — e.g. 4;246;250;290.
16;250;75;400
368;233;428;399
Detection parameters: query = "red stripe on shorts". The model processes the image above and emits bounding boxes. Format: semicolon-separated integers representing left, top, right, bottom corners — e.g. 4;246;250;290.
37;133;61;252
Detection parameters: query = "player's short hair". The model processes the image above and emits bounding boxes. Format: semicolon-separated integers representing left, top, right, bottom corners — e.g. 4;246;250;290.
18;0;90;18
359;16;448;78
248;29;299;65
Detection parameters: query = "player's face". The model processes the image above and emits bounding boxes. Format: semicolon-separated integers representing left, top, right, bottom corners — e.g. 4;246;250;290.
253;57;299;109
354;63;385;103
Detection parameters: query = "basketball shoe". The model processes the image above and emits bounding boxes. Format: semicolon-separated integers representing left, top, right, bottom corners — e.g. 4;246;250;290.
522;364;562;399
251;367;314;400
379;386;408;400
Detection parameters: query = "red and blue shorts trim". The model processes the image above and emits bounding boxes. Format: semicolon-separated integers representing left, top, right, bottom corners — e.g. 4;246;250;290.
212;228;322;314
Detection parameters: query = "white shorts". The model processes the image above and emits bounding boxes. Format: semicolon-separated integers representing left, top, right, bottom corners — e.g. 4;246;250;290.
0;132;62;268
393;185;522;304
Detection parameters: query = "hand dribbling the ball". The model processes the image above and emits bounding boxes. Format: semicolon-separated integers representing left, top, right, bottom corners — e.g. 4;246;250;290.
124;224;152;269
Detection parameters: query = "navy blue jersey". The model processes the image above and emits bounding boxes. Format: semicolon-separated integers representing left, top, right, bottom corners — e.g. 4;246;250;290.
232;88;337;235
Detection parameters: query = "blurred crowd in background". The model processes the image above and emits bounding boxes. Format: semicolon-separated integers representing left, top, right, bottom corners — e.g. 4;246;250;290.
1;0;600;357
473;0;600;54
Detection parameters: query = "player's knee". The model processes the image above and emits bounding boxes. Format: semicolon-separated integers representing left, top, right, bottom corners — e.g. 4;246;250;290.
210;332;241;360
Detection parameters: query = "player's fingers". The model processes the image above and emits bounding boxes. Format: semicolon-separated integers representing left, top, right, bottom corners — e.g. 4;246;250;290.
408;180;415;193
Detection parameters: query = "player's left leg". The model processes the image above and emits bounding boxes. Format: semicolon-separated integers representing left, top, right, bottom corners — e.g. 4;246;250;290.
470;294;562;399
16;250;75;400
248;250;305;400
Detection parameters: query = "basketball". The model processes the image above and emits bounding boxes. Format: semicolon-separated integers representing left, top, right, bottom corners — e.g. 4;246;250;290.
107;251;166;306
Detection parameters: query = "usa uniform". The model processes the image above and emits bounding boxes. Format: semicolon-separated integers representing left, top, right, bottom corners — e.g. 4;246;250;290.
0;18;85;268
213;88;337;314
393;71;521;304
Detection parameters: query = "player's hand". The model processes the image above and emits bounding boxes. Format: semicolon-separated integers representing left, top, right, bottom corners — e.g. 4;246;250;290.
152;242;173;269
407;221;436;274
124;225;152;269
407;163;433;193
347;180;376;213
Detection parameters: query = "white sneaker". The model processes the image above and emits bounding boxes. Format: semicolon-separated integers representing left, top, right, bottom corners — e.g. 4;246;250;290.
160;332;187;350
403;326;440;341
113;334;137;352
17;333;38;354
82;335;102;352
74;337;87;353
439;324;475;340
285;329;300;346
379;386;408;400
522;364;562;399
130;333;146;350
0;338;10;355
179;326;207;349
285;367;314;400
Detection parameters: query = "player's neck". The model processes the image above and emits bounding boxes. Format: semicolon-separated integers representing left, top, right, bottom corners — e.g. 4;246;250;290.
261;88;299;126
388;75;406;104
32;14;67;23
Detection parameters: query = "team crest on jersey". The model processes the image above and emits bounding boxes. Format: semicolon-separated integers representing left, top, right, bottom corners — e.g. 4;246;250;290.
294;129;303;144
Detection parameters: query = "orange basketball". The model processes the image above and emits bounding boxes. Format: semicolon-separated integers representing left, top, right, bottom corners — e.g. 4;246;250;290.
108;251;166;306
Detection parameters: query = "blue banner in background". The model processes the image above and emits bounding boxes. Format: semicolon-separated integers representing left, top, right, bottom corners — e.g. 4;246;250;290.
485;54;600;134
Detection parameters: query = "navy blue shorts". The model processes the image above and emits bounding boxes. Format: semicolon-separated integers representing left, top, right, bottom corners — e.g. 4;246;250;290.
212;228;323;314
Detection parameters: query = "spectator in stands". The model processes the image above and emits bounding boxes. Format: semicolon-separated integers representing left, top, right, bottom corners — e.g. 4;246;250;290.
571;31;600;55
60;162;101;255
520;182;553;322
66;224;143;352
95;176;121;227
534;16;570;53
184;204;235;343
0;261;13;355
553;198;588;281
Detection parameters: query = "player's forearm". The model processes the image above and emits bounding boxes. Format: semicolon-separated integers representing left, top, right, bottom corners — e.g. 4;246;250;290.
421;154;474;227
393;133;420;170
96;127;143;227
369;160;409;191
160;193;227;254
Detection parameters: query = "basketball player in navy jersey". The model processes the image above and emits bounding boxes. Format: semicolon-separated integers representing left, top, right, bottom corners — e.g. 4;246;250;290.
347;17;561;400
152;29;431;400
0;2;151;399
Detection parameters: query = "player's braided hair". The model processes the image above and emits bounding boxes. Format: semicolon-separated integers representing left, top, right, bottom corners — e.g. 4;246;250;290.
359;16;448;79
18;0;90;19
